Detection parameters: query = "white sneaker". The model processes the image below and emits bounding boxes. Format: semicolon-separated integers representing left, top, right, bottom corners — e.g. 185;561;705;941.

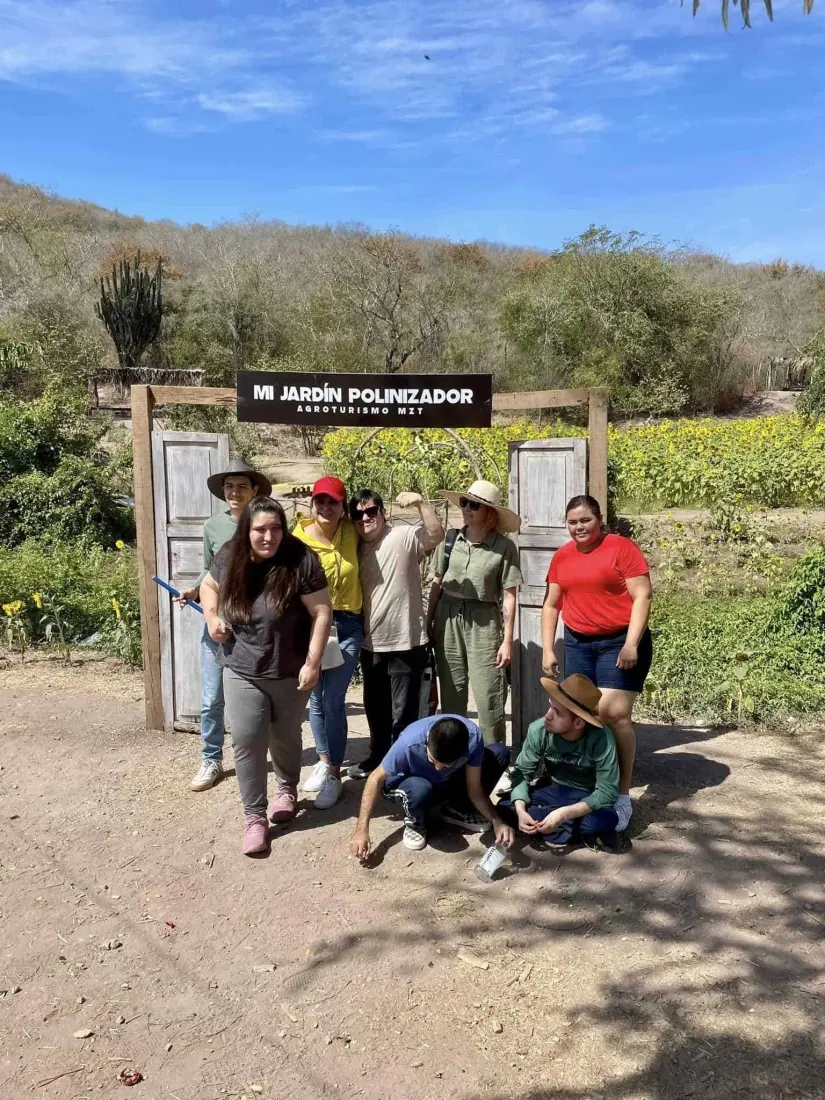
302;760;329;793
314;774;343;810
191;760;222;792
403;824;427;851
614;794;632;832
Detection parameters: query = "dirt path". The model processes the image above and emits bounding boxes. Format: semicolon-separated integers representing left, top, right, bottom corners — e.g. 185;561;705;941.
1;657;823;1100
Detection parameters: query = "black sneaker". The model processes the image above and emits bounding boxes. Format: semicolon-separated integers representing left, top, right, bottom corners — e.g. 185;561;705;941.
347;757;380;781
584;831;630;855
531;834;572;853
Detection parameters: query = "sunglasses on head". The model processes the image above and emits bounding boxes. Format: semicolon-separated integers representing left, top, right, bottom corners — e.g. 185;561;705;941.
353;504;381;520
459;497;482;511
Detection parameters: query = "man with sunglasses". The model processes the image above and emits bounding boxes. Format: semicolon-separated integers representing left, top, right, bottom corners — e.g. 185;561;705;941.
348;488;444;780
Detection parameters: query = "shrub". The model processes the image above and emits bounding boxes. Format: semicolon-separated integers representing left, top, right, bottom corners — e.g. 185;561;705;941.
0;540;141;664
0;455;134;547
0;393;133;549
641;547;825;725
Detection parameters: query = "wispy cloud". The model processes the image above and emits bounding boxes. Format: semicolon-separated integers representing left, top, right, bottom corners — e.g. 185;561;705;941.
0;0;302;131
196;86;304;121
0;0;724;141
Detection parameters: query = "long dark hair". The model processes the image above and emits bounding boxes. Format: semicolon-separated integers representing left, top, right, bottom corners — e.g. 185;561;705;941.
220;498;305;623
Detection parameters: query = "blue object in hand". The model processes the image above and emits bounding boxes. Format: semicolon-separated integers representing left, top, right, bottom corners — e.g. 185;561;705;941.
152;576;204;614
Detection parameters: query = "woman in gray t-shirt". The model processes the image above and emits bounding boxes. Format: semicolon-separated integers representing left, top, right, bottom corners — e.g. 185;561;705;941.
200;498;332;856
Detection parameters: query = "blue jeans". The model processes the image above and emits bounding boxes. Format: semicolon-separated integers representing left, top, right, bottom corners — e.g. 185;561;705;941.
309;611;364;767
384;742;510;827
200;627;225;762
500;782;618;845
564;626;653;693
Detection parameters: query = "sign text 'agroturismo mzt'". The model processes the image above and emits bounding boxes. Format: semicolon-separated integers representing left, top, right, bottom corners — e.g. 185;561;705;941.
236;371;493;429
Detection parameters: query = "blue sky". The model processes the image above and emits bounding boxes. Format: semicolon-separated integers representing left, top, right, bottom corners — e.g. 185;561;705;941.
1;0;823;263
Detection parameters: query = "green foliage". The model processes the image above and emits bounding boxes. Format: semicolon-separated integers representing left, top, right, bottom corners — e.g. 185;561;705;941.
1;599;29;661
610;414;825;510
322;421;582;501
0;392;105;481
771;545;825;635
0;394;133;549
796;331;825;421
325;413;825;511
0;301;106;398
500;227;742;417
638;543;825;724
641;584;825;725
0;337;42;392
96;252;163;372
0;540;140;664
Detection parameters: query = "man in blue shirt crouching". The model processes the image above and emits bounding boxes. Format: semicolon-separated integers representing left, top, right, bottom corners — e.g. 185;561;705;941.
349;714;515;857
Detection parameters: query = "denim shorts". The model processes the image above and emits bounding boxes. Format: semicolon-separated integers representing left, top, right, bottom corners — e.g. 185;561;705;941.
563;626;652;694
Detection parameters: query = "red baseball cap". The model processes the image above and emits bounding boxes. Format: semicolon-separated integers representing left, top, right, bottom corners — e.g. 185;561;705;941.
312;476;347;502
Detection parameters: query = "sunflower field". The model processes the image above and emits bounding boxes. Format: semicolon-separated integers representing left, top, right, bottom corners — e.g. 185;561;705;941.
323;414;825;512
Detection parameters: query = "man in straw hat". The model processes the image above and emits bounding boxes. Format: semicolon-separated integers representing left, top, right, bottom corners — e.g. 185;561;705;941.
178;458;271;793
430;480;522;747
499;674;622;852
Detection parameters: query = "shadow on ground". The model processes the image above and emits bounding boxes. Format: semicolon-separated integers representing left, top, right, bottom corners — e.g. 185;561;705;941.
281;722;825;1100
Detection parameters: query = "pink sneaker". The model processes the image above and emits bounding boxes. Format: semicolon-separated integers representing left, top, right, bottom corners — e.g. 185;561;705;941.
268;785;298;824
242;814;270;856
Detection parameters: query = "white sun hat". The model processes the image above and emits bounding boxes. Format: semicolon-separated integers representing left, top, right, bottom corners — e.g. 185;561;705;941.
437;480;521;534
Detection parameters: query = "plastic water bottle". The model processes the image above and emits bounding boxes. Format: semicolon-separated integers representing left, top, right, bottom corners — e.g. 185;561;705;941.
475;843;507;883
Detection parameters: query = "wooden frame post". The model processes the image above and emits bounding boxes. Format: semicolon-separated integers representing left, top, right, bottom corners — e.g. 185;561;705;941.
132;385;164;730
132;383;609;730
587;388;609;517
490;387;609;513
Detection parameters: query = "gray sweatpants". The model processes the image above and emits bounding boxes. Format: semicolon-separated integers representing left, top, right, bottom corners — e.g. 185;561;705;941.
223;668;308;817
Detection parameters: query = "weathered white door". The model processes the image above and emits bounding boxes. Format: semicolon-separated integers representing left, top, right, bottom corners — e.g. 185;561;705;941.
152;430;229;731
508;439;587;742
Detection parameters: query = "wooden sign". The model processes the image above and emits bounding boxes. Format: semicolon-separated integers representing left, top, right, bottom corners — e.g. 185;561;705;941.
236;371;493;428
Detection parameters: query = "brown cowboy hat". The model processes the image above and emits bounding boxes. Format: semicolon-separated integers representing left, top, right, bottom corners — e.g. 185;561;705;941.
540;673;602;727
437;480;521;534
207;458;272;501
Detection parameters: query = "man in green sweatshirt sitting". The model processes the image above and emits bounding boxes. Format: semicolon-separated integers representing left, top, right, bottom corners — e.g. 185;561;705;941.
501;674;622;852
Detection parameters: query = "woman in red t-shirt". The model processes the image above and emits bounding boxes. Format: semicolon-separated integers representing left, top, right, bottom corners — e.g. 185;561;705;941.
541;494;652;832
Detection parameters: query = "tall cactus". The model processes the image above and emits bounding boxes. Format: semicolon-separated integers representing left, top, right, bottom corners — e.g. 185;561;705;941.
95;252;163;373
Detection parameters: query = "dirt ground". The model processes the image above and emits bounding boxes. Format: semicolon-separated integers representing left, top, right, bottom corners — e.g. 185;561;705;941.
1;657;824;1100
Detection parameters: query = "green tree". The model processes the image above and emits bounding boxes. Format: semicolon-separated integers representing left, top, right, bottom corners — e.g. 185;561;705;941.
501;227;742;417
795;332;825;420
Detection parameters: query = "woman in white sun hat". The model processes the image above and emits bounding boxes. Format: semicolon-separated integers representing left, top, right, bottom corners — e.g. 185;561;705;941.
427;481;522;747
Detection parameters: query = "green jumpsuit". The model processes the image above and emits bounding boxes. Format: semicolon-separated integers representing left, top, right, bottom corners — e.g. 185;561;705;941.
433;529;523;744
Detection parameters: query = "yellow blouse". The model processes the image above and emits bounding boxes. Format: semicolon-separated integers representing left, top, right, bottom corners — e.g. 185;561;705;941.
292;517;362;613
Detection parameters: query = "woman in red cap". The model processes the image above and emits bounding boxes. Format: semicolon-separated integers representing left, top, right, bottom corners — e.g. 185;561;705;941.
293;477;363;809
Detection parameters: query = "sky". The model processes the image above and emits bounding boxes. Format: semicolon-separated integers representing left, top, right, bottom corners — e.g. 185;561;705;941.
1;0;824;263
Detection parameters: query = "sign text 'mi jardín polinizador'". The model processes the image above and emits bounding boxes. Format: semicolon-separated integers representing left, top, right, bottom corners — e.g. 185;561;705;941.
236;371;493;428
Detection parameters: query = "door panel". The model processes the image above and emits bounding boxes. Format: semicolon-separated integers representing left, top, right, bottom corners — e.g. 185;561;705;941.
509;438;587;743
514;439;587;537
152;431;229;729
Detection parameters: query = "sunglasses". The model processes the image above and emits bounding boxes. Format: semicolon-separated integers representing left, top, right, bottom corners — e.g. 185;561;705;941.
459;497;482;511
353;505;382;520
